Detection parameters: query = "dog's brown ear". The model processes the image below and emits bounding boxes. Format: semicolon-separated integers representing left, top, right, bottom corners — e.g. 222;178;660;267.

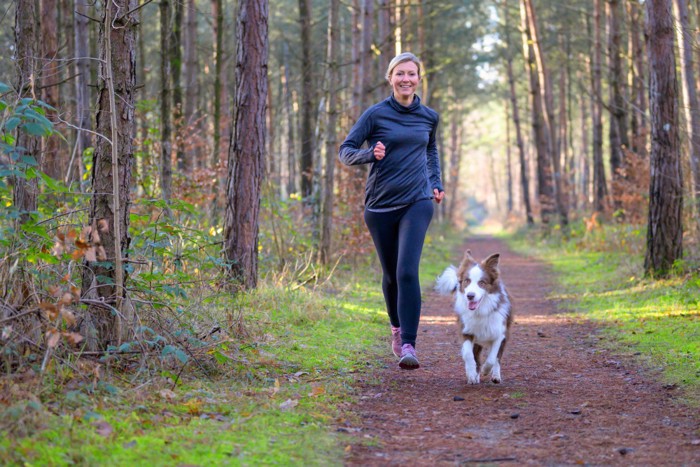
463;249;475;261
483;253;500;272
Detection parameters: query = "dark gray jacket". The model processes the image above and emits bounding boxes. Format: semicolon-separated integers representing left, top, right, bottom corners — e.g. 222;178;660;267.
339;94;443;209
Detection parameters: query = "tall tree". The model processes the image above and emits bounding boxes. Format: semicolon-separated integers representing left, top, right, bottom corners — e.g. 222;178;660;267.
644;0;683;277
223;0;268;289
183;0;198;170
504;2;533;225
628;0;647;157
13;0;40;225
673;0;700;213
319;0;339;265
520;0;555;224
171;0;185;171
160;0;173;204
591;0;607;213
607;0;629;213
74;0;92;187
522;0;568;227
81;0;138;348
40;0;62;180
298;0;314;200
211;0;224;167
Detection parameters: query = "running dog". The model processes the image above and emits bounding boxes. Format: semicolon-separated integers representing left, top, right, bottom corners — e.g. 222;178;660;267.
435;250;513;384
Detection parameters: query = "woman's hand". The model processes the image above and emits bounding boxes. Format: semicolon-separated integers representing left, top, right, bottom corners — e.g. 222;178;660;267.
434;189;445;204
374;141;386;160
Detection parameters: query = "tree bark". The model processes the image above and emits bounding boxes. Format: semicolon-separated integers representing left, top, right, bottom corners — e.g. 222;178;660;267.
74;0;92;188
504;3;533;225
591;0;608;213
211;0;223;168
40;0;62;181
673;0;700;213
171;0;184;171
319;0;340;265
183;0;198;170
223;0;268;290
298;0;314;200
82;0;137;348
160;0;173;204
607;0;629;213
520;0;554;224
522;0;568;227
644;0;683;277
13;0;40;225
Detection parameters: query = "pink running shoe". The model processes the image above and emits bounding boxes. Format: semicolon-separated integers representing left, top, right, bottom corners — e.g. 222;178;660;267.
399;343;419;370
391;326;402;357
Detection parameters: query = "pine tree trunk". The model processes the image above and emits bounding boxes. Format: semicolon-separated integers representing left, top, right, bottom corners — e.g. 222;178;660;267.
82;0;137;349
520;0;554;224
298;0;314;200
504;3;533;225
160;0;173;204
523;0;568;227
223;0;268;290
319;0;340;265
608;0;629;213
171;0;184;171
591;0;608;213
13;0;40;225
644;0;683;277
40;0;62;181
183;0;198;170
674;0;700;213
74;0;92;189
211;0;223;168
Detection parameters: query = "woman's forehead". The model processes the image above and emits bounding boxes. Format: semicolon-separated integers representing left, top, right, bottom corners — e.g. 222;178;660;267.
393;61;419;73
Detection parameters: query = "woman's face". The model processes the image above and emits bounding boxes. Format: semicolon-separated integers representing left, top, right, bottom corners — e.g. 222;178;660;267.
390;61;420;103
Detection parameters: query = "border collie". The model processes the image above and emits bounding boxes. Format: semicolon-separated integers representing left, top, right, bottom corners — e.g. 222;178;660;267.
435;250;513;384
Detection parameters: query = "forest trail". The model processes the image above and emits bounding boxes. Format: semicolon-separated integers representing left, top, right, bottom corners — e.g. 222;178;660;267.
343;235;700;465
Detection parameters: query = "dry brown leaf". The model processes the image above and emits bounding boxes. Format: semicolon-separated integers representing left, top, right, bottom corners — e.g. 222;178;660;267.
39;301;59;320
45;329;60;348
59;292;73;306
47;285;61;297
62;331;83;346
97;219;109;233
71;286;81;301
60;308;77;327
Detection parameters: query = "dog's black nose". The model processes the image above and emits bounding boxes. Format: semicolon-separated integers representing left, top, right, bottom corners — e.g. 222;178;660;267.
467;292;475;301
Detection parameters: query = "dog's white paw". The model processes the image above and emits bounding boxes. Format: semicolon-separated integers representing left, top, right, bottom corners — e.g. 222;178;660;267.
489;366;502;384
466;371;480;385
481;361;493;376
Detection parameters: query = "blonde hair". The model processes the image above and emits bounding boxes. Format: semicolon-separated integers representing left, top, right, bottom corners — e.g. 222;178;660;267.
385;52;422;82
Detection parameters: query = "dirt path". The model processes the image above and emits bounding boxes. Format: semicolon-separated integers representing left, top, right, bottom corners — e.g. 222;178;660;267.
343;235;700;465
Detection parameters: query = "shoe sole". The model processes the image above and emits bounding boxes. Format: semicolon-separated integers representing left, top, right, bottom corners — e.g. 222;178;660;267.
399;355;420;370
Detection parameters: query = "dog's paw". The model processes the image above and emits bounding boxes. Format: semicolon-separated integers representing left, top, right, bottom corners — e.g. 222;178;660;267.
481;362;493;376
466;372;480;385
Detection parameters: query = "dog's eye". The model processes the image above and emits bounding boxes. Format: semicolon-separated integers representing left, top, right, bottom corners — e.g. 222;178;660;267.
478;280;487;287
463;279;471;285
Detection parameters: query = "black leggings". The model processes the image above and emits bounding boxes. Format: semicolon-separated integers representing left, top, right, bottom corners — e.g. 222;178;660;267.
364;199;434;347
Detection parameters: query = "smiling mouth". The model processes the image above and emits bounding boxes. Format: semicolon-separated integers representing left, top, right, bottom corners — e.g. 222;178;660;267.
468;299;481;311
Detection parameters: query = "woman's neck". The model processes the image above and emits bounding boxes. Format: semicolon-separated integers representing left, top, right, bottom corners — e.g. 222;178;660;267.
394;93;414;107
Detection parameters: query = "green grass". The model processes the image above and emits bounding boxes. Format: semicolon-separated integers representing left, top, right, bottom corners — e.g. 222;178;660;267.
0;226;463;466
506;228;700;405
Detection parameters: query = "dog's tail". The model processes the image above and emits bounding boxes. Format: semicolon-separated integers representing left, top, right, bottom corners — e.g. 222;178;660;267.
434;265;459;295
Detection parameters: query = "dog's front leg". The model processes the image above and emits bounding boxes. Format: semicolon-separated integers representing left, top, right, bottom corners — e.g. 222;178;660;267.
461;337;480;384
481;336;505;383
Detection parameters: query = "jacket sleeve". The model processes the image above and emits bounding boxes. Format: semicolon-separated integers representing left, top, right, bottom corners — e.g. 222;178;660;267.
338;109;376;166
427;114;444;192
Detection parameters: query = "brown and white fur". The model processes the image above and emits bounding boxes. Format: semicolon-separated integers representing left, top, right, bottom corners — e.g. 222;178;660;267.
435;250;513;384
